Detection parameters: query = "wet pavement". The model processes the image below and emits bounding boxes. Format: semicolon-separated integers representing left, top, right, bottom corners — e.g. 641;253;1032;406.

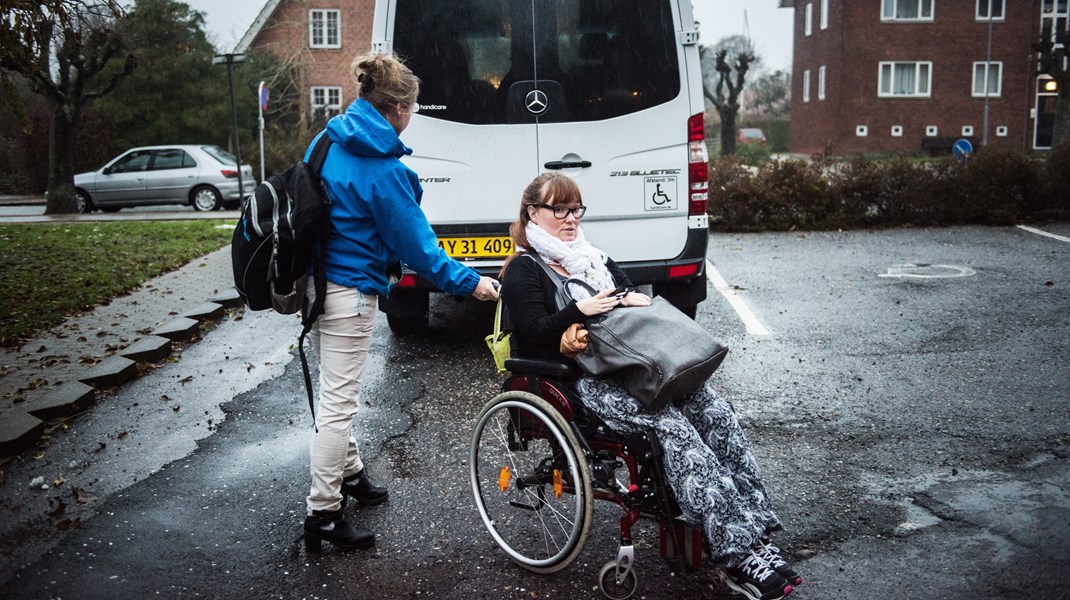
0;224;1068;599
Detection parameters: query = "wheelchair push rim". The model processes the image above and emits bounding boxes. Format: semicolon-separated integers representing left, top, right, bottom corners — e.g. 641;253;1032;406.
469;391;593;573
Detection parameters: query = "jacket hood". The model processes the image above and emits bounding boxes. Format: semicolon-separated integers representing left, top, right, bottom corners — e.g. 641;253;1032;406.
326;98;413;158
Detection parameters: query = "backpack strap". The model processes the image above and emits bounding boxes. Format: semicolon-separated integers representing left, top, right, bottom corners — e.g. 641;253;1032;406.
298;132;333;429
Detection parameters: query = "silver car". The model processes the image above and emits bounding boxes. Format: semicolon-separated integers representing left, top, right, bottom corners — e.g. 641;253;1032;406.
73;145;255;212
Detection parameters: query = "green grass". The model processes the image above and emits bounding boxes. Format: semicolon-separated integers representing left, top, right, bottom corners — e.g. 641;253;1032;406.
0;221;233;347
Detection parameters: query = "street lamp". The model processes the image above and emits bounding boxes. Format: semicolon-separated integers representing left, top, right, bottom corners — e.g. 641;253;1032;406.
213;53;247;203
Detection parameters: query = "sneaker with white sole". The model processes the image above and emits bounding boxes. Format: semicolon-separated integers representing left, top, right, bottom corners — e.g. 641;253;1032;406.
723;550;794;600
755;540;802;586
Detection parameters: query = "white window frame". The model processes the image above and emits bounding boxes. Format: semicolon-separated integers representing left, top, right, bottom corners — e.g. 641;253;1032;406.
976;0;1005;21
878;61;933;97
856;125;869;137
926;125;938;136
881;0;934;22
309;9;341;49
805;3;813;36
962;125;974;136
803;69;811;102
891;125;903;137
311;86;343;117
818;65;826;100
820;0;829;29
972;62;1002;97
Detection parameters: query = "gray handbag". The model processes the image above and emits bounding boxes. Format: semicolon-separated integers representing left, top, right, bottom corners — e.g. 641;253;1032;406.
527;254;728;410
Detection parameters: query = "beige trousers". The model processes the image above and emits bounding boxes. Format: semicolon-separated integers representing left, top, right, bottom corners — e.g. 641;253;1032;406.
306;282;377;514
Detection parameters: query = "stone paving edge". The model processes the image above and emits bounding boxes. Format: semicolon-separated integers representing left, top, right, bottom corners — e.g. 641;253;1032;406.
0;288;243;457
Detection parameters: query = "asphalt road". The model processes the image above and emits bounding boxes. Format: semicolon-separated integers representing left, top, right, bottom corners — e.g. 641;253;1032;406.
0;225;1067;599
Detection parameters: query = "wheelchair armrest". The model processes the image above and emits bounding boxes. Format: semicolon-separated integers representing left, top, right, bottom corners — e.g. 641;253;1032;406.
503;357;576;378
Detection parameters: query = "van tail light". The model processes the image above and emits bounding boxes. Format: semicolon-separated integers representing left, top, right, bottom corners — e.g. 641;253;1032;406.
687;112;709;216
396;275;417;288
669;261;701;279
220;169;239;178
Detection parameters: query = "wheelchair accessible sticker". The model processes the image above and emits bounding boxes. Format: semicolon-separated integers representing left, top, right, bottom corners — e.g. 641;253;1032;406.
644;176;677;211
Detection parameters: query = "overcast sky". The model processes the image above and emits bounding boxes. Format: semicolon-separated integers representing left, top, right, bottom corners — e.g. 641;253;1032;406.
184;0;795;72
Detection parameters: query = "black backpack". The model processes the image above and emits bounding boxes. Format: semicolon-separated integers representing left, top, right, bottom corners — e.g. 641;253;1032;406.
231;133;333;422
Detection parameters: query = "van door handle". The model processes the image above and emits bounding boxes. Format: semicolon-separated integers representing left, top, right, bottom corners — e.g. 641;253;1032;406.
544;160;592;170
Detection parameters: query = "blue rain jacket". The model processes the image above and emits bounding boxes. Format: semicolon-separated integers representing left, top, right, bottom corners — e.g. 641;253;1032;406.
306;98;478;297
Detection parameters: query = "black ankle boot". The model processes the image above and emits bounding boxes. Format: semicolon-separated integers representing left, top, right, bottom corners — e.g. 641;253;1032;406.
303;507;375;553
341;469;389;506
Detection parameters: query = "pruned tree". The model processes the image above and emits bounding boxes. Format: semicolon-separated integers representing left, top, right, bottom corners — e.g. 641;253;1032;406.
1035;22;1070;148
0;1;135;213
701;35;758;156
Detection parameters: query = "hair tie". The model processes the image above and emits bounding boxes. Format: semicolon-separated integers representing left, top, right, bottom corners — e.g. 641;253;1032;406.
358;72;375;94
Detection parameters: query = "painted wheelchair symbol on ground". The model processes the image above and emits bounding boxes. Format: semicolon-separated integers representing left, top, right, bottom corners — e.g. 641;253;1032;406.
879;263;976;279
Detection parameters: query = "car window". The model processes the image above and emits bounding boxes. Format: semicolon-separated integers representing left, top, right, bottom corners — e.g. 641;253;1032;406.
201;146;237;166
151;149;194;171
109;151;151;173
394;0;680;125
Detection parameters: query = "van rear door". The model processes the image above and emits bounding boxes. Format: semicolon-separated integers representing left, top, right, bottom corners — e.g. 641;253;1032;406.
522;0;693;263
387;0;541;266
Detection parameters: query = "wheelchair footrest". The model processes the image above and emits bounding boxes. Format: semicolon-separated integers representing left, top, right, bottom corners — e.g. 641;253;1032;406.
659;519;704;572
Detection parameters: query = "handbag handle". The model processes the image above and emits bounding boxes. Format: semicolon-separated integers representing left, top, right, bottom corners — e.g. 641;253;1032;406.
492;295;504;336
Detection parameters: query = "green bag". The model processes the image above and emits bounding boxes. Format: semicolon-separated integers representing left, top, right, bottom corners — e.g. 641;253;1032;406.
484;297;511;373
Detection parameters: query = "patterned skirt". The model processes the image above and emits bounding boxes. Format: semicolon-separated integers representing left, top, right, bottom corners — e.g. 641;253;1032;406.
575;376;782;568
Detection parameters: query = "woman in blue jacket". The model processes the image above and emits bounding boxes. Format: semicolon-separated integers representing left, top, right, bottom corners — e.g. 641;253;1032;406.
302;53;499;552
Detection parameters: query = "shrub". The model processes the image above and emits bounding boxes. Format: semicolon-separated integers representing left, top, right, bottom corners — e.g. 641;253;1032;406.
707;147;1054;231
736;141;772;166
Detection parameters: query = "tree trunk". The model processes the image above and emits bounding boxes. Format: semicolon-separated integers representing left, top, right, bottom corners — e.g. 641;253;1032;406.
44;103;77;214
720;107;738;156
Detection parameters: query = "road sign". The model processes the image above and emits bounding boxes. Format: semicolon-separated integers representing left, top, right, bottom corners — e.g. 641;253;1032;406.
258;82;269;111
953;138;973;163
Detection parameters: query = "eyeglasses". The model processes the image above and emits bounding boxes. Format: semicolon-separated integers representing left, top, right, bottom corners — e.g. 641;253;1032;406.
532;203;587;219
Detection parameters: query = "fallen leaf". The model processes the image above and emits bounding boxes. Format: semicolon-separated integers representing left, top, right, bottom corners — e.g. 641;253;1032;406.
56;518;81;531
116;431;128;440
179;375;193;384
172;404;181;412
73;487;98;504
48;500;66;517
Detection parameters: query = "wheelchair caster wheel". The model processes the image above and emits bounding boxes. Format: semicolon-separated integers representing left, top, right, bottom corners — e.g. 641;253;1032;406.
599;561;638;600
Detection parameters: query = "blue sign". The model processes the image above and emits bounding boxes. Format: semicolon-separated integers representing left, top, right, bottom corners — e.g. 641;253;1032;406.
953;138;973;163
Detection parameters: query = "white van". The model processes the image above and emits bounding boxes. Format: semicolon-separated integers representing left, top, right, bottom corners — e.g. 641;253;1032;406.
372;0;709;333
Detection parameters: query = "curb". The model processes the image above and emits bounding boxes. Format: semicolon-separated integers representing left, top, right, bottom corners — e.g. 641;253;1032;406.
0;288;245;458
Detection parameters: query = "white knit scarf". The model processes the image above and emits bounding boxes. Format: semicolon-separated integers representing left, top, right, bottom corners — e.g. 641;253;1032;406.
523;222;616;299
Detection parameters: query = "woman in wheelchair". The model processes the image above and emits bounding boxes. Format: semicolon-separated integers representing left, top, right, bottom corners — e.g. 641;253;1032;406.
494;173;801;600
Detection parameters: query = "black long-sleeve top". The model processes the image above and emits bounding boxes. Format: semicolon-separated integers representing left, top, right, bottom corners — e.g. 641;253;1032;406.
500;253;633;362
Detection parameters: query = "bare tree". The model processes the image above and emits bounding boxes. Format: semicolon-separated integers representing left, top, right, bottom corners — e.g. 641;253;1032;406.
1;1;134;213
1035;22;1070;148
701;36;757;156
744;70;791;120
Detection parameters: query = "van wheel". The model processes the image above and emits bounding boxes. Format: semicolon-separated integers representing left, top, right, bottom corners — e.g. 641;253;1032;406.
381;289;430;336
387;314;427;336
677;305;697;319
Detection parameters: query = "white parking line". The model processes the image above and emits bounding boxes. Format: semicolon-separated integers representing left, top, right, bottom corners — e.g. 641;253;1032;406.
1017;225;1070;243
706;260;770;336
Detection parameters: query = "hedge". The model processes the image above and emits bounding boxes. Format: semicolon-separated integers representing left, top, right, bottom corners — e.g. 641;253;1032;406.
708;142;1070;231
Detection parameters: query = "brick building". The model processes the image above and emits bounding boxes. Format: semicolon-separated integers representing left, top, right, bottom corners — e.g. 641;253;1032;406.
781;0;1067;155
236;0;376;122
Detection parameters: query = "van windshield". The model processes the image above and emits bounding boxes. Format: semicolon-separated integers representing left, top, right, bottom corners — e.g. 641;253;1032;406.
393;0;680;124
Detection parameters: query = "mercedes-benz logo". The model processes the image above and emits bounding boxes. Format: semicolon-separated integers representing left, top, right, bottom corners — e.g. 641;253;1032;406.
525;89;548;115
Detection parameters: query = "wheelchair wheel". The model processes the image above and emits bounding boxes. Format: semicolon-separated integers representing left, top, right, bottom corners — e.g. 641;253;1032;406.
470;391;593;573
599;561;638;600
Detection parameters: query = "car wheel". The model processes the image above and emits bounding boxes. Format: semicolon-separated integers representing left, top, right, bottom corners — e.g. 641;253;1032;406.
74;189;93;213
191;186;221;212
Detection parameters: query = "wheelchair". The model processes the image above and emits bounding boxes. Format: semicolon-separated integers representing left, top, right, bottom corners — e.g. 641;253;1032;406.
469;357;706;600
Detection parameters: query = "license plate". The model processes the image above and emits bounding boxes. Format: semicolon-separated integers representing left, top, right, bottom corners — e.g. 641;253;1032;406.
437;236;513;258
